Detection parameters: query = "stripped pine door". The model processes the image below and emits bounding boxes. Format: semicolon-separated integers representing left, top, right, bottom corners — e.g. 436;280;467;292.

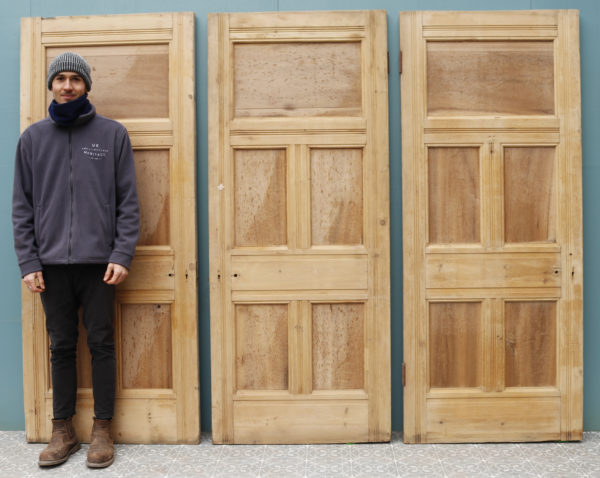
400;10;582;443
20;12;199;443
209;10;390;444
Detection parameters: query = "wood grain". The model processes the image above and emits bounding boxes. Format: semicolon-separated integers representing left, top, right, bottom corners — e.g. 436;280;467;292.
234;42;362;117
134;150;170;246
312;303;364;390
504;301;556;387
428;147;480;244
504;147;556;243
235;304;288;390
234;149;286;247
429;302;482;389
427;41;554;116
233;400;368;444
311;148;363;245
426;397;560;443
121;304;172;389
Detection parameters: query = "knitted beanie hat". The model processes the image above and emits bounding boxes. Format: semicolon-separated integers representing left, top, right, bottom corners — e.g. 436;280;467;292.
47;52;92;91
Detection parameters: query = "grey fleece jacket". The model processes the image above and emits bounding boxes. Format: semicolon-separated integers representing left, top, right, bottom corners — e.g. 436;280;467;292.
12;106;140;277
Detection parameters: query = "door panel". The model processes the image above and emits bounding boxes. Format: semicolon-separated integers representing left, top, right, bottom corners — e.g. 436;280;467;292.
209;10;390;444
233;41;362;117
20;12;198;443
401;10;582;443
429;302;483;389
426;40;555;116
503;147;556;243
427;147;481;244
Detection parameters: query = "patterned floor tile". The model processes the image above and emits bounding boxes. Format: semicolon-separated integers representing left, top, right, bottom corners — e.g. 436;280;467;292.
571;459;600;475
435;444;483;464
485;462;539;477
307;444;351;458
442;461;491;475
522;442;573;457
395;462;446;475
349;443;395;459
209;462;262;475
261;444;308;459
260;460;307;476
218;444;265;455
585;432;600;442
260;472;306;478
306;459;351;475
1;430;600;477
478;443;526;460
166;471;215;478
527;459;583;475
350;461;399;476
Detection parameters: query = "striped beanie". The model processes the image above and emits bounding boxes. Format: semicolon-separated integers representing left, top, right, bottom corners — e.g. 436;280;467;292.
47;52;92;91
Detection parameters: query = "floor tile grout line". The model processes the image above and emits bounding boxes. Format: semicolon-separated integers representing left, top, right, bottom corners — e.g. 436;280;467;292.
390;436;401;477
256;443;265;477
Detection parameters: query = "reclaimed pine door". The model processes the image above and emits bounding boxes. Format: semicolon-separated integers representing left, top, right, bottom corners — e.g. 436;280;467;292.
20;12;199;443
400;10;582;443
209;10;390;444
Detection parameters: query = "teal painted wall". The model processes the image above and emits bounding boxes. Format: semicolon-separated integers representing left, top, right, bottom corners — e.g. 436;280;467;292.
1;0;598;432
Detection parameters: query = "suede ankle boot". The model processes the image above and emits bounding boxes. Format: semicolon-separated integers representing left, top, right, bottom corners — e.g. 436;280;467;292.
86;418;114;468
38;417;81;467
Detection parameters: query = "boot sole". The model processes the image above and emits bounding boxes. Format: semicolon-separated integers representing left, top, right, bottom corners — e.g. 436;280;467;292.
38;442;81;467
86;455;115;468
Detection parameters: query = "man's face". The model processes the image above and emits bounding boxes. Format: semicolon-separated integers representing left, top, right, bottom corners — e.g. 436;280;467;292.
51;71;87;104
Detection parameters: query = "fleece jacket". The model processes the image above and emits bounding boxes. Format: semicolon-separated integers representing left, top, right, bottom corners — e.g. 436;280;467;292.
12;106;140;277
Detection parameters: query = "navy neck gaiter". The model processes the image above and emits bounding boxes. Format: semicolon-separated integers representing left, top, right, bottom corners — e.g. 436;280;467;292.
48;93;92;127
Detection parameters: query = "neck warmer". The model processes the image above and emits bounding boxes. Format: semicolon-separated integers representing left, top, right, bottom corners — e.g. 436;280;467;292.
48;93;92;127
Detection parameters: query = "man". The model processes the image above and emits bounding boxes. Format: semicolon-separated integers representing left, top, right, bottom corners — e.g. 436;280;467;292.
12;52;139;468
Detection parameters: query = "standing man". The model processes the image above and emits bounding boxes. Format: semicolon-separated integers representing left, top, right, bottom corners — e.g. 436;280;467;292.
12;52;139;468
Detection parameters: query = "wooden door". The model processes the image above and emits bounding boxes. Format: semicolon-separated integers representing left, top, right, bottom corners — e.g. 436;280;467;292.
400;10;582;443
20;12;199;444
209;10;390;444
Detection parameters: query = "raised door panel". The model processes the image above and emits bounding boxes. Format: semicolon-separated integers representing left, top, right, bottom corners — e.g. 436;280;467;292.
209;10;390;444
20;12;198;444
401;10;582;443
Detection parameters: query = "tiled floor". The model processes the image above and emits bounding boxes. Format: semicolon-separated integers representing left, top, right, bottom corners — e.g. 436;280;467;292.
1;431;599;477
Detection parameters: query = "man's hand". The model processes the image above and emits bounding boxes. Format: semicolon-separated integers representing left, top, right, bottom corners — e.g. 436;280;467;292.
23;271;45;293
103;263;129;285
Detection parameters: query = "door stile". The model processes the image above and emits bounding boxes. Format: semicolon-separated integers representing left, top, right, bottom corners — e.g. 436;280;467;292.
557;10;583;441
208;12;230;445
400;10;423;444
20;17;46;443
169;12;199;443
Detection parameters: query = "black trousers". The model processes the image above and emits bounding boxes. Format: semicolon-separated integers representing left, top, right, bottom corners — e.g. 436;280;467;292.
40;264;115;420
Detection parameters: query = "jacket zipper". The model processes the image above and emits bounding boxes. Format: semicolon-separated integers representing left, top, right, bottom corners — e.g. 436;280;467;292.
68;129;73;263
